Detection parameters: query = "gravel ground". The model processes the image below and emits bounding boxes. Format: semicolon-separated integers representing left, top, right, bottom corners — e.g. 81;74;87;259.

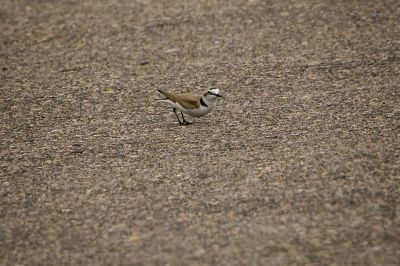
1;0;399;265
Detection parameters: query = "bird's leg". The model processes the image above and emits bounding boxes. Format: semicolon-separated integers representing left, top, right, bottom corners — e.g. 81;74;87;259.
173;108;183;125
181;111;192;125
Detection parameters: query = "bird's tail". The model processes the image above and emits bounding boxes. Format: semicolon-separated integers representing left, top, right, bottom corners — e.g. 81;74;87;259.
156;89;168;101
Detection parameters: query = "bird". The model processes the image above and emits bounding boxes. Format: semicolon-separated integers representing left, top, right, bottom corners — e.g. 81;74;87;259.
157;87;223;125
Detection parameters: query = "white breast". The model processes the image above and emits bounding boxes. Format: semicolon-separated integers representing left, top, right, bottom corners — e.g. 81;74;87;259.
181;105;214;117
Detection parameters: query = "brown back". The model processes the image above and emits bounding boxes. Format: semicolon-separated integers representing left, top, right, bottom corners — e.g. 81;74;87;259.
158;90;201;109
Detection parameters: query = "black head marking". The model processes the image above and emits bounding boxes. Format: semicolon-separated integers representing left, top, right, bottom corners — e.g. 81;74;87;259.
207;91;222;98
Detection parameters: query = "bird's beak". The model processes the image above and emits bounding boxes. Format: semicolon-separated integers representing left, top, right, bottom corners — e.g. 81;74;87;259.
216;94;223;98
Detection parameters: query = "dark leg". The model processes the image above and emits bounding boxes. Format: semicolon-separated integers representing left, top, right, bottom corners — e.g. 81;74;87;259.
180;111;192;125
173;108;183;125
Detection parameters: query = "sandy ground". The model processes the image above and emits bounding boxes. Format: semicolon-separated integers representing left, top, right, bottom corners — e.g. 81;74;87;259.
1;0;399;265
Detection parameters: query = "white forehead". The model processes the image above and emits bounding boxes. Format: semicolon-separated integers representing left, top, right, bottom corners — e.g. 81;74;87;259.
209;88;219;94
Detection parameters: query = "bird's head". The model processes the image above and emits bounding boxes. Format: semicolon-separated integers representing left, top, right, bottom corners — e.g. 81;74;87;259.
204;87;223;101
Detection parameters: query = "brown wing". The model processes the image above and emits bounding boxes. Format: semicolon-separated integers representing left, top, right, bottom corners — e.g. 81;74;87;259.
158;90;200;109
